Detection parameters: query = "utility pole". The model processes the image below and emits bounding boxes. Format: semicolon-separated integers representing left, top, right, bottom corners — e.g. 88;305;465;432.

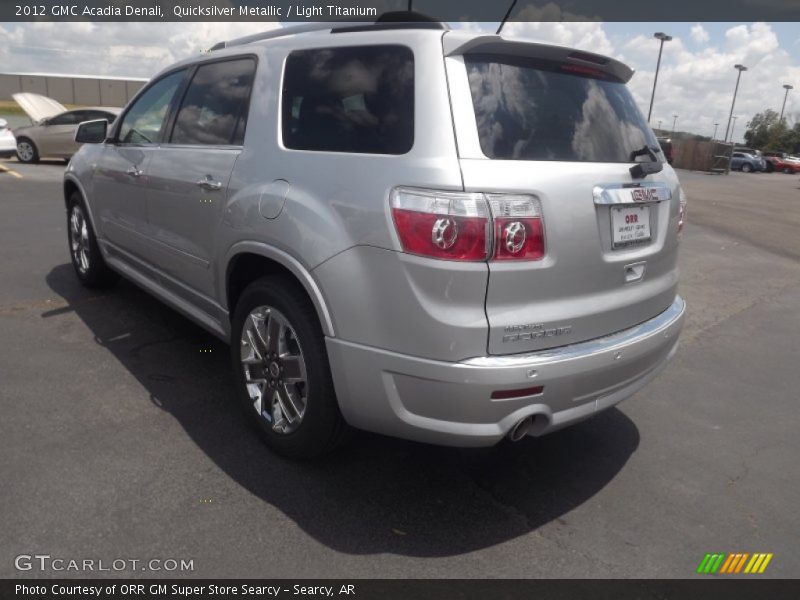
647;32;672;123
724;64;748;143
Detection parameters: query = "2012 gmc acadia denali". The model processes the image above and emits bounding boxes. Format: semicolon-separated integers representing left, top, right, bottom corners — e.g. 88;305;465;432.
64;17;686;458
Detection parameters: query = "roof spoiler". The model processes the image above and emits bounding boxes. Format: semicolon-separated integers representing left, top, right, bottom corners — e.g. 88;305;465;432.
443;35;634;83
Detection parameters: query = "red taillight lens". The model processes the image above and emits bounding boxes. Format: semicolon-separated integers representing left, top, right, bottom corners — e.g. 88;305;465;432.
390;188;545;262
488;194;545;261
391;209;488;261
390;188;489;261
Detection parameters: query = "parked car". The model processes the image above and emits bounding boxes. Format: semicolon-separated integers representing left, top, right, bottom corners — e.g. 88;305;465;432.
657;137;673;164
0;118;15;158
12;93;120;163
730;151;765;173
766;155;800;174
64;16;686;458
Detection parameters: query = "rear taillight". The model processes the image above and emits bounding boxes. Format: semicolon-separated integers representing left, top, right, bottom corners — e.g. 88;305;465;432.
677;188;687;234
487;194;545;261
390;187;545;262
390;188;489;261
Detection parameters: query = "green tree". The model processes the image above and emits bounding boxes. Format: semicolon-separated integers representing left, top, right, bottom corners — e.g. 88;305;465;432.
744;110;799;153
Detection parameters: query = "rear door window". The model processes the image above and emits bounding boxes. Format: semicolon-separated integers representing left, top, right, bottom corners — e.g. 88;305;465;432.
464;54;659;163
281;45;414;155
170;58;256;146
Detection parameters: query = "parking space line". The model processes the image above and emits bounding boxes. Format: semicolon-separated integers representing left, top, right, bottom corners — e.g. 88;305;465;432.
0;163;23;179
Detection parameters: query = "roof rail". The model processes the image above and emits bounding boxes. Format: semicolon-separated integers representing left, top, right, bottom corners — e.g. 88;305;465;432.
209;12;447;51
209;22;360;51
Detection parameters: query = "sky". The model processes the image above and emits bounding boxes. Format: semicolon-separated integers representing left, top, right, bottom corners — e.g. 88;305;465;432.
1;20;798;143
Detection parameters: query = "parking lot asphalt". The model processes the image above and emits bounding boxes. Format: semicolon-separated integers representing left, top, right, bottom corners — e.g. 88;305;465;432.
1;161;798;578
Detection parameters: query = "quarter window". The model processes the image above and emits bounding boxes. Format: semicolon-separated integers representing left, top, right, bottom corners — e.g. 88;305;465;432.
170;58;256;146
282;45;414;155
117;70;186;144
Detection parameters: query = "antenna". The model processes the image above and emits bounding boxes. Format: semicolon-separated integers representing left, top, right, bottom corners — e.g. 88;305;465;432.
496;0;518;34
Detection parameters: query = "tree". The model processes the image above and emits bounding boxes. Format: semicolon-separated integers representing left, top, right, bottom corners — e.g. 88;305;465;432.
744;109;800;153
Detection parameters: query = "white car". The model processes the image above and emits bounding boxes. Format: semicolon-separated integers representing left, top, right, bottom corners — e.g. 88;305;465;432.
0;119;15;158
12;93;120;163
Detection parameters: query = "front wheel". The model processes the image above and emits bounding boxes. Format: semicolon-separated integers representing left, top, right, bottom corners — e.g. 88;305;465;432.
16;138;39;163
741;163;753;173
231;276;349;459
67;193;118;288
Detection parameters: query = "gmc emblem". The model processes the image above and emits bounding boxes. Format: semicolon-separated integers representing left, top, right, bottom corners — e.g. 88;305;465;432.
631;188;658;202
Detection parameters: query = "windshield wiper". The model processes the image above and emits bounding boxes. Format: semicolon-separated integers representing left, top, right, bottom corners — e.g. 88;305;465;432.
629;145;663;179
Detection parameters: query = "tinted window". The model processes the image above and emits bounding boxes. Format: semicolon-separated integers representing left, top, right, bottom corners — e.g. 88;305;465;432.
48;112;79;126
465;55;659;162
282;45;414;155
82;110;117;122
171;58;256;146
118;70;185;144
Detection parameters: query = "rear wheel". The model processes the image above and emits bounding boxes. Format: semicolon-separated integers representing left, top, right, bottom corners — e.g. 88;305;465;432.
16;138;39;163
231;276;349;459
741;163;753;173
67;193;118;288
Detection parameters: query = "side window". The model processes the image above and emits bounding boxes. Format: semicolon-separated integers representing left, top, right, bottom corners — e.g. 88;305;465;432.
117;70;186;144
170;58;256;146
48;112;79;126
83;110;116;122
282;45;414;155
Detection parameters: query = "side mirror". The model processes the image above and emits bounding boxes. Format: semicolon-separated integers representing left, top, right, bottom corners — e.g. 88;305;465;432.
75;119;108;144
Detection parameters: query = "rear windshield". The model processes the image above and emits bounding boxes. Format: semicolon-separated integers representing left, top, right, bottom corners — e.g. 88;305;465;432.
465;54;659;163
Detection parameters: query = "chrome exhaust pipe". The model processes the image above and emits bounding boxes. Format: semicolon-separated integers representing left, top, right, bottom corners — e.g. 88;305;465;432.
508;416;534;442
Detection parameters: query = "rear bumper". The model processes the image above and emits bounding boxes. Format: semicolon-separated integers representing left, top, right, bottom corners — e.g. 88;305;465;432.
327;296;685;447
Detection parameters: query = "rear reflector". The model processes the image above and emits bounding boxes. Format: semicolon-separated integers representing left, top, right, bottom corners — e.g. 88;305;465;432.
491;386;544;400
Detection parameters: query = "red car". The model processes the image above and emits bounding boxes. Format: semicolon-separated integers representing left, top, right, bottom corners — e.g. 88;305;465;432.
766;156;800;174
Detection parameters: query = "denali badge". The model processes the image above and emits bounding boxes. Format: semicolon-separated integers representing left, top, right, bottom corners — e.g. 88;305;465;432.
503;323;573;343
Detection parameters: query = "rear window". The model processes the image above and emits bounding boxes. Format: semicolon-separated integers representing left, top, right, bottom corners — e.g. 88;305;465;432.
281;45;414;155
465;55;659;163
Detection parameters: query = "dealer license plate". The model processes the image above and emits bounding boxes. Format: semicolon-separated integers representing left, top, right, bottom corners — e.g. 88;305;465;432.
611;205;651;248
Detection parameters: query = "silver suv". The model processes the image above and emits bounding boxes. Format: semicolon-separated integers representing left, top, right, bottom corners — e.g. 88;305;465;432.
65;18;686;458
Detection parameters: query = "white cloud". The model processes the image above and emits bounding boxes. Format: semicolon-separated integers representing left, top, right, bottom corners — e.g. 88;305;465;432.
691;24;710;45
0;22;278;78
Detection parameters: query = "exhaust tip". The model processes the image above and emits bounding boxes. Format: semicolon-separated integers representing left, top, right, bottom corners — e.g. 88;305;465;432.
508;416;534;442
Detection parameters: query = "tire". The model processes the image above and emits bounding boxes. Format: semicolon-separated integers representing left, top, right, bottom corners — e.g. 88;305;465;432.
741;163;753;173
67;192;119;288
231;275;349;459
765;162;774;173
784;167;793;174
15;138;39;163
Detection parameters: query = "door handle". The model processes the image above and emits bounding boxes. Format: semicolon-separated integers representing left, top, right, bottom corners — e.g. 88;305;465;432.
196;175;223;191
126;166;143;177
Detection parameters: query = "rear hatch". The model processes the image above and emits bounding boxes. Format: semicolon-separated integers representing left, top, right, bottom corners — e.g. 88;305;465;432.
444;35;682;355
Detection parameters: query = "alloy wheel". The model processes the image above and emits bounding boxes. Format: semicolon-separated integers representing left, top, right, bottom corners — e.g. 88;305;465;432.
17;141;34;162
69;205;90;275
240;306;308;434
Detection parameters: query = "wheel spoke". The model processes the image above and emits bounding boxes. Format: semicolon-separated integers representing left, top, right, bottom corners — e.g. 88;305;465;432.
280;383;305;420
265;311;283;354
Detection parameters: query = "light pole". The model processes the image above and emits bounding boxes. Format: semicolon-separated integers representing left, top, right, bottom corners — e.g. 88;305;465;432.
724;64;747;144
712;123;719;141
657;119;662;132
647;32;672;123
671;114;678;137
779;84;793;122
729;116;738;143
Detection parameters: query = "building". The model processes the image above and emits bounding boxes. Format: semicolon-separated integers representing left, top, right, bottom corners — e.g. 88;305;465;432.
0;71;147;106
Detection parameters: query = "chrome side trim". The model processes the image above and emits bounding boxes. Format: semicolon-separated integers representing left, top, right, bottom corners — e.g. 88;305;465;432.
463;296;685;368
592;181;672;205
